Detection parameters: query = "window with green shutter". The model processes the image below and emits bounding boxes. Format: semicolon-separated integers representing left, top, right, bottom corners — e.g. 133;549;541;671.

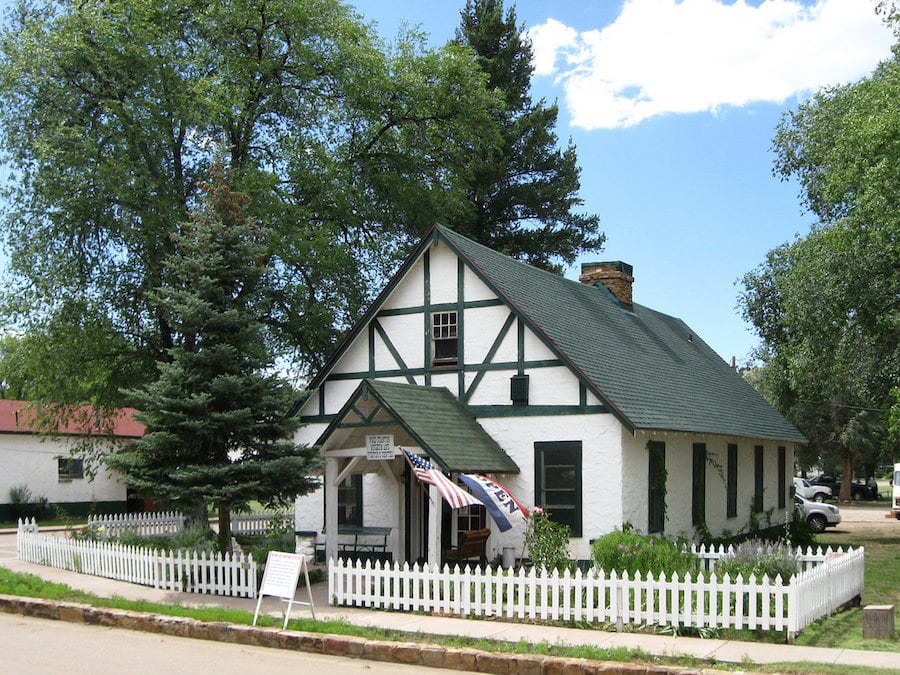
647;441;666;534
726;444;737;519
754;445;764;512
692;443;706;528
777;446;786;509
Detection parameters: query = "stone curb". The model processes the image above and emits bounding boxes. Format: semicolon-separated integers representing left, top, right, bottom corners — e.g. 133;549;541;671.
0;594;712;674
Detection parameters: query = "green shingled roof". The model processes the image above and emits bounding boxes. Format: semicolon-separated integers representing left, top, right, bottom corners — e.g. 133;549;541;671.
335;379;519;473
436;226;806;443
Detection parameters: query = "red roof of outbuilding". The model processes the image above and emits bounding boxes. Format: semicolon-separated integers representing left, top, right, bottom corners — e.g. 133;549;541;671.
0;400;144;438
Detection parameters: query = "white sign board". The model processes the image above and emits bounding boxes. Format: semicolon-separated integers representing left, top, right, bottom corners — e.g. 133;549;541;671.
253;551;315;628
366;434;394;461
259;551;304;598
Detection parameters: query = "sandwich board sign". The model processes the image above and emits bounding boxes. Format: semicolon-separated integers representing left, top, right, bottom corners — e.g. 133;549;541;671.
252;551;316;628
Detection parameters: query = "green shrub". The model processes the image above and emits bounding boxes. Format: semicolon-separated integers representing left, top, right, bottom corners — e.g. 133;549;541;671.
524;508;573;573
784;508;818;549
116;525;216;554
715;540;799;583
251;530;296;566
169;525;218;553
591;526;699;579
8;484;49;521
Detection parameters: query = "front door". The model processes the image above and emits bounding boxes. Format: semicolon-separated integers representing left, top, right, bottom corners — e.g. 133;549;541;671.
405;463;428;564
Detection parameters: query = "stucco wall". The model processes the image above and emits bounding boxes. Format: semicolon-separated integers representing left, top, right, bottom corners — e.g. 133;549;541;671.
621;431;794;540
478;412;622;562
0;434;126;516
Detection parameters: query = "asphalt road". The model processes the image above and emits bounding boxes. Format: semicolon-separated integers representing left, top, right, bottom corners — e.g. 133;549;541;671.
0;612;450;675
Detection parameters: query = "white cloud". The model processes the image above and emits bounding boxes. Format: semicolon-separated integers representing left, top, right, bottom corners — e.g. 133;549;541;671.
527;0;895;129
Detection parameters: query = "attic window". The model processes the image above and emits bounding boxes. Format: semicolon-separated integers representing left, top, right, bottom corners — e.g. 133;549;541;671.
432;311;457;365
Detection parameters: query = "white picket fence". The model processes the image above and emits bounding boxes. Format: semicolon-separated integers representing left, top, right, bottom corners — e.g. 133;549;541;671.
17;520;257;598
85;510;284;538
87;511;185;538
329;545;864;638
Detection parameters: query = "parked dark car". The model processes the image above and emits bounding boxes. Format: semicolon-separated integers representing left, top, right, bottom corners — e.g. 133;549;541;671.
808;472;879;500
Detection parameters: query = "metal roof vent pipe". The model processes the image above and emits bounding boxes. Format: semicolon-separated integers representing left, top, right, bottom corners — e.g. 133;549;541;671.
579;261;634;310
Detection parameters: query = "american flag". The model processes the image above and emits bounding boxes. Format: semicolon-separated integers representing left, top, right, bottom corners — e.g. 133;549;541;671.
403;449;483;510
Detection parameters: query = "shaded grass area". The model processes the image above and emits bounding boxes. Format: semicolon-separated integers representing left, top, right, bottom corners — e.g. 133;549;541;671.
791;526;900;653
715;524;900;653
0;564;859;674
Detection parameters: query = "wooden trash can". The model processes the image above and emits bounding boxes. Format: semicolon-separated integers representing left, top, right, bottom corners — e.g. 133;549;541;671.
863;605;895;639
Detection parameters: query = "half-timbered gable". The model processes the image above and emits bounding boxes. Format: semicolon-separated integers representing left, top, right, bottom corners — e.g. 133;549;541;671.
294;225;805;565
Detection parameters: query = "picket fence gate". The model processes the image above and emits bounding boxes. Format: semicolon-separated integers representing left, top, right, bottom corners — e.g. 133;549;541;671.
17;519;257;598
329;545;864;639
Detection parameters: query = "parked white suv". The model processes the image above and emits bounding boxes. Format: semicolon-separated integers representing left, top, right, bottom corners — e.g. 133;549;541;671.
794;494;841;533
793;477;832;503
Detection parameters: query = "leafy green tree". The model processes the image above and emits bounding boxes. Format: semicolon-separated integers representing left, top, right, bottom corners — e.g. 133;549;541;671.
0;0;499;409
741;25;900;494
106;162;320;552
450;0;604;272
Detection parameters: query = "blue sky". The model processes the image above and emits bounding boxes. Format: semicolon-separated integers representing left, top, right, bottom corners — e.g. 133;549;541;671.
0;0;894;365
353;0;895;364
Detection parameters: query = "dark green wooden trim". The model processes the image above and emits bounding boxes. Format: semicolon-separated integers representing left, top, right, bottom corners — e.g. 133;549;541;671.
323;369;423;381
517;318;525;375
726;443;738;518
691;443;706;528
424;249;431;386
466;359;563;372
434;227;636;435
299;414;336;424
321;358;563;382
457;257;465;398
333;419;400;430
754;445;764;512
348;403;368;423
368;322;375;376
464;311;516;404
777;446;787;510
467;405;608;417
377;298;504;317
307;227;441;391
373;320;416;385
318;386;326;417
579;383;587;407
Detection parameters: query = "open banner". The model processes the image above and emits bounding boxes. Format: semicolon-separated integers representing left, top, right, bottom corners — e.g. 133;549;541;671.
458;474;530;532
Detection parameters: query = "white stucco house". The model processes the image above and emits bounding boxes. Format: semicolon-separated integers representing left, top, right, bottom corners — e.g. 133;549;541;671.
0;400;143;521
294;225;805;565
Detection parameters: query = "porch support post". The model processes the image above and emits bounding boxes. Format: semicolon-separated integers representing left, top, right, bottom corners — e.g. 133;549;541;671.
325;457;339;564
427;484;441;566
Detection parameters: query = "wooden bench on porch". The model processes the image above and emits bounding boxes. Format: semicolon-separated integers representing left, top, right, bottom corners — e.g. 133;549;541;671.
442;528;490;567
316;525;393;564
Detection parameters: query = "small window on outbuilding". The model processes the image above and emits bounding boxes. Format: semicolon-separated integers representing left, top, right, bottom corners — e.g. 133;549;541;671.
58;457;84;482
432;311;458;365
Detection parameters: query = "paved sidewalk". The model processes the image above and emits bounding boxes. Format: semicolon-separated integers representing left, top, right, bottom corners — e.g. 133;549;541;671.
1;533;898;673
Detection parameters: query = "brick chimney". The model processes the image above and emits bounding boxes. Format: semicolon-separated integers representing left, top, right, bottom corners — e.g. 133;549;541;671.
580;261;634;309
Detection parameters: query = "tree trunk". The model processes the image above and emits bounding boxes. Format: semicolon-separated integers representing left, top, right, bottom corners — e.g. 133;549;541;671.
185;502;210;532
217;503;232;554
841;448;854;502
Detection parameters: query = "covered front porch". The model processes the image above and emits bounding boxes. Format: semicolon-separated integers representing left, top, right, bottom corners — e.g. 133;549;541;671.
315;379;520;566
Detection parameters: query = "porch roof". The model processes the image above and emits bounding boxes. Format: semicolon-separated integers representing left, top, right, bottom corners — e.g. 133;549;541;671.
317;379;520;474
